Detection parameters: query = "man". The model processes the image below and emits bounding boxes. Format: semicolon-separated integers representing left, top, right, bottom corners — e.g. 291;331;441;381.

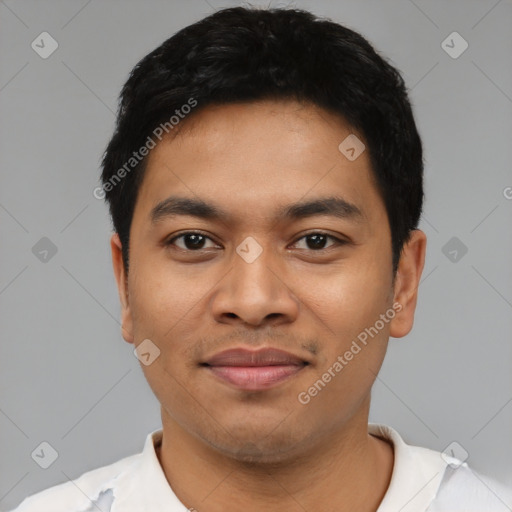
11;5;511;512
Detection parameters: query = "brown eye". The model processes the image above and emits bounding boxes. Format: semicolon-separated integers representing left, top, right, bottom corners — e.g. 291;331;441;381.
167;232;218;251
293;232;345;251
305;234;329;249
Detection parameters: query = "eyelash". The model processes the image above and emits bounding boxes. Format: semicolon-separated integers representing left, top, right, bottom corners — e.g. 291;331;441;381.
165;231;347;252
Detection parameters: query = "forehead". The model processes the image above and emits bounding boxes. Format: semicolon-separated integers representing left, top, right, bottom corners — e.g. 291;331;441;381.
132;100;384;228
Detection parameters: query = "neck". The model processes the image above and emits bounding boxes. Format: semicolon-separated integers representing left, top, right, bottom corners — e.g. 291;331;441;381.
156;404;394;512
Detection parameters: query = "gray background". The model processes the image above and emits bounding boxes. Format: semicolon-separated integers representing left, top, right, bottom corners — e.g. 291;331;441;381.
1;0;511;509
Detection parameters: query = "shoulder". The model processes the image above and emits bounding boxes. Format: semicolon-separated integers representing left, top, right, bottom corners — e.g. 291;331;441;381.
369;423;512;512
7;453;141;512
427;462;512;511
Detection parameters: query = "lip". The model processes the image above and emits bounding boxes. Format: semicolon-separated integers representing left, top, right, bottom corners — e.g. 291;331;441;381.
202;348;309;391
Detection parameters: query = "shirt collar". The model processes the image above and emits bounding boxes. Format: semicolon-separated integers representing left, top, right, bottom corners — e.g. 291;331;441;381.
108;424;448;512
110;429;187;512
369;423;448;512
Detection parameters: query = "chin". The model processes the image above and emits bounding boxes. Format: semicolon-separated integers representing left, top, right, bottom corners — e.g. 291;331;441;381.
198;422;311;466
216;439;300;466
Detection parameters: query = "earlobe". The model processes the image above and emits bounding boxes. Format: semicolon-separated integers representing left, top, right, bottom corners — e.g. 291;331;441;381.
110;233;134;344
389;229;427;339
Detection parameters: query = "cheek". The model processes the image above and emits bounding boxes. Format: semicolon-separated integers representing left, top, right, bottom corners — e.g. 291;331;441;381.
298;270;391;417
303;258;393;341
129;256;207;335
128;260;215;380
128;264;203;408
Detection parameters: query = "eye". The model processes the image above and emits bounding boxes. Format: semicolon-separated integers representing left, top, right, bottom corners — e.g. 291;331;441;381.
166;232;219;251
292;232;346;251
165;231;347;253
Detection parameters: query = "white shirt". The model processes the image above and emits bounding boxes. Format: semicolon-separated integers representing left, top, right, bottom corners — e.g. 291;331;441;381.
9;423;512;512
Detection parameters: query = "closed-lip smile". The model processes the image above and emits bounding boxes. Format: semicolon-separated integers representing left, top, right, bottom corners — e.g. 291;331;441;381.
202;347;309;391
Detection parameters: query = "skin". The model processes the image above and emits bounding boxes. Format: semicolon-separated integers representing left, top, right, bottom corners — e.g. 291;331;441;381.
111;99;426;512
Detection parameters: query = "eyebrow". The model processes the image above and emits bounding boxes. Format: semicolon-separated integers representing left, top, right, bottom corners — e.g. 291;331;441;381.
150;195;364;225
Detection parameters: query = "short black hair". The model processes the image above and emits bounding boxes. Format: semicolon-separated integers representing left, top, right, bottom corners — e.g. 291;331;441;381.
100;5;423;274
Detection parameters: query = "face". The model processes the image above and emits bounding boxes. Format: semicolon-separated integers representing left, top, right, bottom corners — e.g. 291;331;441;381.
111;99;425;463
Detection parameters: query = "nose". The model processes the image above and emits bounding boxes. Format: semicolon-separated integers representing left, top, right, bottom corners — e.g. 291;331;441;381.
210;242;300;328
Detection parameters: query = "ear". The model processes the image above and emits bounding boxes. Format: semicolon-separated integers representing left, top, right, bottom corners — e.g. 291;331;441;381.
389;229;427;338
110;233;134;344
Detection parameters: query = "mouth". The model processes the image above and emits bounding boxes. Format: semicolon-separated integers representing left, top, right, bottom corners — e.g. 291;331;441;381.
201;347;310;391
